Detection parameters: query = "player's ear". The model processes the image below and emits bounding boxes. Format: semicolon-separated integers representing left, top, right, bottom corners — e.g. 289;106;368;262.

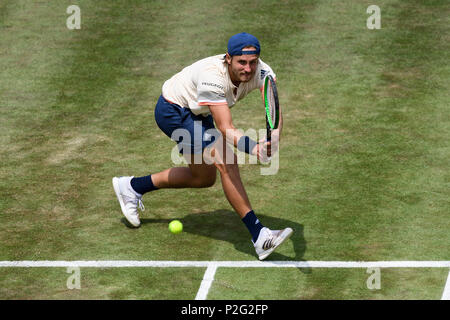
225;53;232;65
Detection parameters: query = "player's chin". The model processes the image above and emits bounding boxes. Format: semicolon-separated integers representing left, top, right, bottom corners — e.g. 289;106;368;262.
240;74;253;82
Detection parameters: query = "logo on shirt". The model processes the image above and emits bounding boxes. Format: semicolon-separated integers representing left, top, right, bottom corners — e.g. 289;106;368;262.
201;82;224;90
260;69;268;80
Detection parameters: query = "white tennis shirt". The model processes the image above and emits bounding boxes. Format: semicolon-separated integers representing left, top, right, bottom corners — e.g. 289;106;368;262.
162;54;276;116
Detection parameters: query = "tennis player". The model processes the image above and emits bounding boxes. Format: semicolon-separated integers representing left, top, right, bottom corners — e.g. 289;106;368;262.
113;32;292;260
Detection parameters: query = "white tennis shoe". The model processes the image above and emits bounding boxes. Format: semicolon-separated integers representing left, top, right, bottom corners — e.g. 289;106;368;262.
254;227;293;260
112;176;144;227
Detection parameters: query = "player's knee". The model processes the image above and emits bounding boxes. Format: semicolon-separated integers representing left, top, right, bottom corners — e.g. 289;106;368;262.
200;173;216;188
214;162;238;177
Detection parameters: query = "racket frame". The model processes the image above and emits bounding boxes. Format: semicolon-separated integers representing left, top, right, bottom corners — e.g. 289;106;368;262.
263;75;280;143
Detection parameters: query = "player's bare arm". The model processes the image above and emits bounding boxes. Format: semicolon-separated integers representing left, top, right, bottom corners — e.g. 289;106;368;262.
207;103;240;145
208;103;268;160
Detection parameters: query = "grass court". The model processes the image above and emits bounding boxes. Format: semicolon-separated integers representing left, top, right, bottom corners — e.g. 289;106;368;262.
0;0;449;299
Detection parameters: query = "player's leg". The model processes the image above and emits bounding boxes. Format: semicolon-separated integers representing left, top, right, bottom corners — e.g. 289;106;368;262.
150;158;216;189
115;96;220;226
113;154;216;227
208;138;265;243
208;138;293;260
208;139;251;219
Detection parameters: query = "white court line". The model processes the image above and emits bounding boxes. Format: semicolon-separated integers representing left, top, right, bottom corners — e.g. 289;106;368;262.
1;260;450;268
2;260;450;301
195;263;218;300
442;270;450;300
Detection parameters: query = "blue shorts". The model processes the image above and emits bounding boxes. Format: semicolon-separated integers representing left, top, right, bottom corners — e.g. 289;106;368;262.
154;95;219;154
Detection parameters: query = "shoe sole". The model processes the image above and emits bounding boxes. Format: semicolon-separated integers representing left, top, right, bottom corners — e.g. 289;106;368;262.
258;228;293;261
112;177;140;227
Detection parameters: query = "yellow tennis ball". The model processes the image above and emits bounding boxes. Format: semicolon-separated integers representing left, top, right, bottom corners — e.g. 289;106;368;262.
169;220;183;234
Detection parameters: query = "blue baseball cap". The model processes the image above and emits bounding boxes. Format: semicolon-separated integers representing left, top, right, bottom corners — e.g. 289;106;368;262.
227;32;260;56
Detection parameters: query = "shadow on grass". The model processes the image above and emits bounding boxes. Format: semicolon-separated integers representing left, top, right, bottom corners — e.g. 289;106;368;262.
124;209;310;273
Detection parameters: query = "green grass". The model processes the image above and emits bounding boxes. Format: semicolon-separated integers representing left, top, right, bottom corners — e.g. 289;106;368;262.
208;268;448;300
0;0;449;299
0;267;204;299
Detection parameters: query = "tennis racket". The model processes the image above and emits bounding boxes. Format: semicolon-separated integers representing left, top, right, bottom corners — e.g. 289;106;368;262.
263;75;280;159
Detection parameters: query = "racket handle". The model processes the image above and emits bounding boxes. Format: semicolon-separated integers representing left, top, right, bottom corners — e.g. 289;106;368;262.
266;117;272;162
266;127;272;161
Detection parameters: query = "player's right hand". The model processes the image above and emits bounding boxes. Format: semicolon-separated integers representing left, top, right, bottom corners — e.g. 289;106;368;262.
252;140;271;163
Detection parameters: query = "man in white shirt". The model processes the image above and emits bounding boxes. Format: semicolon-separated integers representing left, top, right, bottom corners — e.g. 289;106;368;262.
113;33;292;260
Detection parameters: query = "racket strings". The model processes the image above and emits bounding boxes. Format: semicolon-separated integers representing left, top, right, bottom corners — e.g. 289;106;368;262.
267;84;276;124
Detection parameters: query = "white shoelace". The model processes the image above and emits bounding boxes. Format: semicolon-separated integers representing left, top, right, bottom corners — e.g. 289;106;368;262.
123;194;145;212
137;198;145;211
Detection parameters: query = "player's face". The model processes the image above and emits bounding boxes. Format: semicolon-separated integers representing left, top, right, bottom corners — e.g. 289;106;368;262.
226;49;259;85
